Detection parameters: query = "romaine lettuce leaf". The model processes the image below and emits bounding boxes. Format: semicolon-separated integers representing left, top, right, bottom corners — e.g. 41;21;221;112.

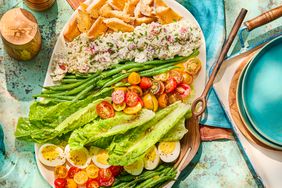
68;109;155;150
108;102;191;166
160;118;188;142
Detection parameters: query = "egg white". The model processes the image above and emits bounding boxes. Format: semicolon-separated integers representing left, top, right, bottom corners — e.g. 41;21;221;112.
144;146;160;170
124;159;144;175
65;145;91;169
90;146;111;169
158;141;181;163
38;144;66;167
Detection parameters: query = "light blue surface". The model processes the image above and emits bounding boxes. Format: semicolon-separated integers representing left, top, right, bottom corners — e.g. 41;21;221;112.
242;36;282;146
237;66;282;150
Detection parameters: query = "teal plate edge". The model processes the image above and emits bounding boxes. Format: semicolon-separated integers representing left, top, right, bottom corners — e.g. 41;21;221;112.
241;36;282;146
237;63;282;150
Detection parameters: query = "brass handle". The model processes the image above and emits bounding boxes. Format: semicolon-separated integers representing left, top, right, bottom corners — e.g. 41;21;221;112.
245;5;282;31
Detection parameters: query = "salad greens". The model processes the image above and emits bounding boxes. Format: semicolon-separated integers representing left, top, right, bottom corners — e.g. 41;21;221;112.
161;118;188;142
68;109;155;150
15;88;112;143
109;102;191;166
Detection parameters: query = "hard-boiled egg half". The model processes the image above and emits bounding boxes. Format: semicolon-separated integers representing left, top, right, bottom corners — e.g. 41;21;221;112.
38;144;66;167
124;159;144;175
144;146;160;170
158;141;181;163
65;145;91;169
90;146;111;169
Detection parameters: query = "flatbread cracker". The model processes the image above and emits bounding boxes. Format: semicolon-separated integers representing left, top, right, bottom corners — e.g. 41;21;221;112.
108;0;128;11
156;7;182;24
135;16;156;25
87;17;108;39
104;18;134;32
86;0;108;19
123;0;140;16
63;16;81;42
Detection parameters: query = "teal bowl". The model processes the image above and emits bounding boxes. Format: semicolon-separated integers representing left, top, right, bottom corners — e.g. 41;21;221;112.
237;62;282;150
241;36;282;146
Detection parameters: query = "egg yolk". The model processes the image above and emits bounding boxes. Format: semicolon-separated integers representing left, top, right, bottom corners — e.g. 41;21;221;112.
70;150;87;165
96;151;109;165
145;148;156;162
42;146;59;161
159;142;176;154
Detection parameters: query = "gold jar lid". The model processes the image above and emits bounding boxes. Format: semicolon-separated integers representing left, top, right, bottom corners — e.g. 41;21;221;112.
0;8;38;45
24;0;56;12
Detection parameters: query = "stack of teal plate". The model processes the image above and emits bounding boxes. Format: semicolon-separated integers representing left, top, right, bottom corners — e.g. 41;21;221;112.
237;36;282;150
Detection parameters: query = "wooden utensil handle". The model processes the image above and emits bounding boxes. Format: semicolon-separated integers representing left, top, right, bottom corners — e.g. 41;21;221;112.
245;5;282;31
191;8;248;116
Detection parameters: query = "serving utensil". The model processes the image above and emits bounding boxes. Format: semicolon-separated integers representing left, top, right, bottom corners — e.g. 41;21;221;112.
175;8;248;171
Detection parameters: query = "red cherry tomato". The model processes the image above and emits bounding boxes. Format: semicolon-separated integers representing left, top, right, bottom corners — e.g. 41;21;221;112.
169;70;183;84
54;178;67;188
109;166;122;177
125;91;139;107
96;101;115;119
99;176;115;187
86;179;99;188
165;78;177;93
139;77;152;90
176;84;191;99
112;90;125;104
99;168;113;182
68;167;80;178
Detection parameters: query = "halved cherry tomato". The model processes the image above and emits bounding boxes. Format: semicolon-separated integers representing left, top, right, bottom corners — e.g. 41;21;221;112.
168;93;181;104
143;93;158;112
112;90;125;104
169;70;183;84
175;63;185;71
86;179;99;188
185;57;202;76
165;78;177;93
182;72;193;85
176;84;191;99
54;165;68;179
125;91;139;107
109;166;122;177
123;102;142;114
150;80;165;95
66;179;77;188
139;77;152;89
54;178;67;188
113;102;126;112
99;168;113;182
68;167;80;178
99;176;115;187
153;72;169;82
158;93;168;108
74;170;88;185
128;86;143;96
96;101;115;119
86;164;99;179
128;72;141;85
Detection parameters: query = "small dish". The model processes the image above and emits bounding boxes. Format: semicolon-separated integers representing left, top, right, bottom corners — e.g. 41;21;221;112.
242;36;282;146
237;64;282;150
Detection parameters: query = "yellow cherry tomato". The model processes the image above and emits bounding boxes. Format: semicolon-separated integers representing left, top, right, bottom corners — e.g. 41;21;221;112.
158;93;168;108
128;86;143;96
153;72;169;82
66;179;77;188
142;93;158;112
113;102;126;112
182;72;193;85
73;170;88;185
54;165;68;179
128;72;141;85
86;164;99;179
174;63;185;71
123;102;142;114
184;57;202;76
114;87;127;92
